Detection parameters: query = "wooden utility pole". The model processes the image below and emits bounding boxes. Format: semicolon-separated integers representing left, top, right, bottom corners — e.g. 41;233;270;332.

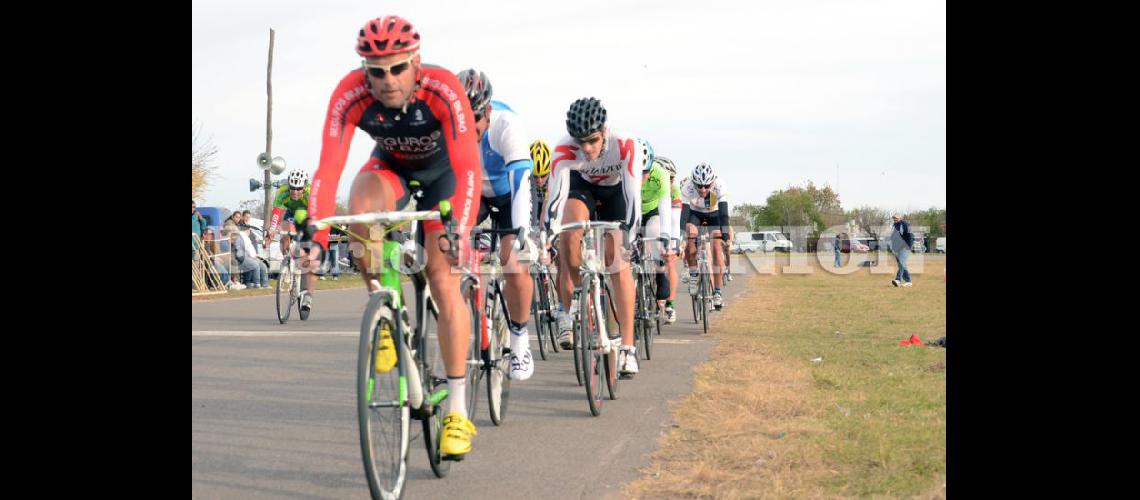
263;28;275;225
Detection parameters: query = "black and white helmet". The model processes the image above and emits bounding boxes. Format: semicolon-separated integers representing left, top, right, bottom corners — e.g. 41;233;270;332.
565;97;607;138
456;68;493;116
654;156;678;177
691;163;716;186
287;169;309;189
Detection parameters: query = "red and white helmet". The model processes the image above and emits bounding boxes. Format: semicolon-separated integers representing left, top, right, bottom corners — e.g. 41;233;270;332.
356;16;421;57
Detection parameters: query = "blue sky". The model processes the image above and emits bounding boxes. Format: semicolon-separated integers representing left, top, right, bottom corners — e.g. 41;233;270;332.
193;0;945;214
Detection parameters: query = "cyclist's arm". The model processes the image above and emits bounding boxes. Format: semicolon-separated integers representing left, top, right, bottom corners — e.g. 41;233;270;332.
717;201;730;236
268;185;288;235
544;142;576;234
670;185;683;242
620;139;644;231
421;68;482;235
307;70;371;249
655;174;671;245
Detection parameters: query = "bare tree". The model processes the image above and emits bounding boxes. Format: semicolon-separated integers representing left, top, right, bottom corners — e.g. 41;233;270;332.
193;121;220;200
847;206;891;237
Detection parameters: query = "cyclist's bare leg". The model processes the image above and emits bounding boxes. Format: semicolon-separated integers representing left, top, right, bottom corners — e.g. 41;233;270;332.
557;199;589;310
604;229;635;346
711;229;724;289
685;223;699;269
706;231;725;289
347;170;397;291
280;220;294;256
500;234;532;324
424;228;469;380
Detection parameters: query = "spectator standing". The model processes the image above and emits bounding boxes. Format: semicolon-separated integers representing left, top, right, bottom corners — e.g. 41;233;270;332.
833;233;843;267
192;200;208;261
890;214;914;287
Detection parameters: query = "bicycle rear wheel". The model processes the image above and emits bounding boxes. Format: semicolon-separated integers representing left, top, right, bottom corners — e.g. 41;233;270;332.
415;283;450;479
297;272;310;321
275;256;294;324
357;294;410;499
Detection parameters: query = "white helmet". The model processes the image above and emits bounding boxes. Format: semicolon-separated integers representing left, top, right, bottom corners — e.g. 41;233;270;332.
691;163;716;185
287;169;309;189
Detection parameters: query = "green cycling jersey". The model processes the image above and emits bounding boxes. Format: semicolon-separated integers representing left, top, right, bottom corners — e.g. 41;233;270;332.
641;164;669;215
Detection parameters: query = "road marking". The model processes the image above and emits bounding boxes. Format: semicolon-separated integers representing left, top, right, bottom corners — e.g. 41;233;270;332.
192;330;358;337
653;338;705;345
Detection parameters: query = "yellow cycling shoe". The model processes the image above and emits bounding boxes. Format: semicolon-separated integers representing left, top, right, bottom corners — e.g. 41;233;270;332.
439;412;477;460
372;327;397;374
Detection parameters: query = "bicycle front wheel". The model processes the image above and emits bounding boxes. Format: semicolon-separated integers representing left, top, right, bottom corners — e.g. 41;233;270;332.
532;274;548;361
700;266;711;335
581;281;605;416
357;294;410;500
276;257;293;324
462;278;483;420
487;289;511;426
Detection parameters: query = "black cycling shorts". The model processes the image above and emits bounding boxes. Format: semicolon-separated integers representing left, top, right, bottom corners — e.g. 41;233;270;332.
568;172;627;223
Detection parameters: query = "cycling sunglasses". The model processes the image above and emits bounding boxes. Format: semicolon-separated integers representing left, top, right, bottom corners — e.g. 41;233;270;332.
362;53;416;79
696;183;713;190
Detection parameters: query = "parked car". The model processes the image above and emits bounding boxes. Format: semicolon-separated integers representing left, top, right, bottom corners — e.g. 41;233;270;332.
936;237;946;253
735;231;793;253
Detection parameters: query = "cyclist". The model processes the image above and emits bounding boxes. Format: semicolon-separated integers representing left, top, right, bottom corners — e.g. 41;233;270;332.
679;163;731;310
651;156;683;324
530;140;552;228
299;15;482;460
266;169;315;312
637;141;675;320
456;68;538;382
543;97;645;377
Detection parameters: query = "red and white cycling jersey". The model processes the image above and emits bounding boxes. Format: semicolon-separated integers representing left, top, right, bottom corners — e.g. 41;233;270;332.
543;128;644;232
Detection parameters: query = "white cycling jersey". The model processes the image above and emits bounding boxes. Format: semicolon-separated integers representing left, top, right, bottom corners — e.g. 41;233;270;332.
680;177;728;213
544;128;644;233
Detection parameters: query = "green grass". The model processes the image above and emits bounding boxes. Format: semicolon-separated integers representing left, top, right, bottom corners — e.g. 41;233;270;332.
626;255;946;498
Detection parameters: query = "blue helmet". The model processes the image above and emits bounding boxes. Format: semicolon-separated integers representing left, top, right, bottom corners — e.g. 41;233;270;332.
637;138;655;173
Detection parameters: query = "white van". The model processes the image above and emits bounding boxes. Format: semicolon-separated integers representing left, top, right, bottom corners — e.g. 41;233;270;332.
734;231;793;253
936;237;946;253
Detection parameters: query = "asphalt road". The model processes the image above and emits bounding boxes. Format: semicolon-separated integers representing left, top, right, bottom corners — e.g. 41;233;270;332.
193;260;748;499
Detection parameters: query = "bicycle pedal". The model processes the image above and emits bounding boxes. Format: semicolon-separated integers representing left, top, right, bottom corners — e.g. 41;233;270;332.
441;453;466;462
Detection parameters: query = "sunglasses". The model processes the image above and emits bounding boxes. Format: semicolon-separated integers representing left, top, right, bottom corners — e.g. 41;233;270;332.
289;186;305;191
696;184;713;190
473;107;488;122
573;134;603;146
362;53;416;79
